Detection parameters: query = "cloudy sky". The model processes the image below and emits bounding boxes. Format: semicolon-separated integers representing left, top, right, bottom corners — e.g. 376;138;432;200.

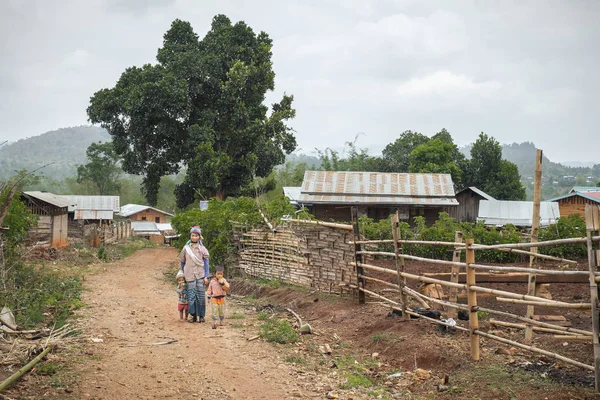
1;0;598;163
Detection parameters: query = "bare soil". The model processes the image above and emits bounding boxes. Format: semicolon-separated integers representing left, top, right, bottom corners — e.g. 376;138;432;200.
3;248;599;399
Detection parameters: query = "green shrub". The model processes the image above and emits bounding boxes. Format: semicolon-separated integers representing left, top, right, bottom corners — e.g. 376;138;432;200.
0;264;83;329
539;214;587;259
259;319;298;344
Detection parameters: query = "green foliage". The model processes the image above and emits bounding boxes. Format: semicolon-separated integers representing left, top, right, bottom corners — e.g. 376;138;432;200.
171;196;297;267
97;246;107;261
371;333;386;343
539;214;587;259
256;311;270;320
409;138;463;186
316;139;387;172
76;142;122;195
284;354;308;365
465;133;525;200
1;192;38;258
88;16;297;206
382;130;429;172
229;312;245;320
259;319;298;344
0;264;83;329
36;362;58;376
341;374;373;389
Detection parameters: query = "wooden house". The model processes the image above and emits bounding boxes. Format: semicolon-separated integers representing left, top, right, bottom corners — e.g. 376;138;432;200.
449;187;495;223
21;191;75;248
119;204;173;223
546;191;600;219
295;171;458;224
61;195;120;223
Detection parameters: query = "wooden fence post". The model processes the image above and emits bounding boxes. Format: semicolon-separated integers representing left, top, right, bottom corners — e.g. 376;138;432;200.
449;231;463;319
391;211;407;318
351;206;365;304
585;204;600;392
526;148;543;343
465;238;480;360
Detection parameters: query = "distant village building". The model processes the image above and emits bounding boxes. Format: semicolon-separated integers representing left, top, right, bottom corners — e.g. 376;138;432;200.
477;200;560;227
21;191;75;248
295;171;458;224
119;204;173;223
449;187;495;223
61;195;120;223
547;187;600;219
120;204;175;244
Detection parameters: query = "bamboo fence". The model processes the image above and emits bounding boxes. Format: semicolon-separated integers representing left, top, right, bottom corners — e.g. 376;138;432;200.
349;205;600;391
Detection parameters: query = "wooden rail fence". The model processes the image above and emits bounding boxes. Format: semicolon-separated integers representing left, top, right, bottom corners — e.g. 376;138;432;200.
350;204;600;391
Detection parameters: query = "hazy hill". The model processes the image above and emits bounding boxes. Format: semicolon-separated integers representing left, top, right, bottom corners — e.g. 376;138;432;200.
0;126;110;180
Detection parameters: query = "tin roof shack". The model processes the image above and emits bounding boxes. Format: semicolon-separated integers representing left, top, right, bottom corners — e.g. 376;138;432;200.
21;191;74;248
547;191;600;219
119;204;174;224
477;200;560;227
449;187;495;223
283;186;302;206
61;195;120;222
296;171;458;224
130;221;176;245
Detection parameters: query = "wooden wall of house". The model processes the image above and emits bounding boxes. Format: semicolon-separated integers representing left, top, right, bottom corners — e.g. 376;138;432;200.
449;192;482;223
311;204;449;225
129;210;170;223
558;196;599;219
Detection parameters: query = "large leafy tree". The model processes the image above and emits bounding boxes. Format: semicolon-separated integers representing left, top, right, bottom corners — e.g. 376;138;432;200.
382;130;429;172
88;16;296;206
465;133;525;200
408;138;462;185
76;142;122;195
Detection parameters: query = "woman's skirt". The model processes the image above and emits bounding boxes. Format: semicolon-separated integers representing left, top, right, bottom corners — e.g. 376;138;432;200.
186;279;206;318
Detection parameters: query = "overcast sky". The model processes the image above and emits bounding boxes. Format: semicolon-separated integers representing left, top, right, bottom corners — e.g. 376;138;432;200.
1;0;598;163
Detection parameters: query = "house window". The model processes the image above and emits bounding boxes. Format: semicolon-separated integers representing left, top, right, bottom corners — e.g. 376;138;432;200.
141;216;147;221
155;217;160;223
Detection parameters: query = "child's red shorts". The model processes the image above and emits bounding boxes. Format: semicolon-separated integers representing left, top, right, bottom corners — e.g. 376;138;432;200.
178;303;189;312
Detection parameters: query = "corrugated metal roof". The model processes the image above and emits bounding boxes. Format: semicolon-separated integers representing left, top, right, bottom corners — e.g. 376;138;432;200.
131;221;161;235
156;223;174;232
283;187;302;205
456;186;495;201
570;186;600;193
120;204;174;217
547;192;600;203
61;195;120;212
23;191;74;208
74;210;115;220
477;200;560;227
296;194;458;206
302;171;455;196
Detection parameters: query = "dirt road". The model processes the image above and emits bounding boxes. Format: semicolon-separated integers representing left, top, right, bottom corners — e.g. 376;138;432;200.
73;248;323;399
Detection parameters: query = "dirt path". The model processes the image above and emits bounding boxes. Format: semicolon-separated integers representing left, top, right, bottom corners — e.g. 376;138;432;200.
73;248;323;399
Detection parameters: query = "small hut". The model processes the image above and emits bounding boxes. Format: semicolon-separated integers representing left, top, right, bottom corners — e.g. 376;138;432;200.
21;191;74;248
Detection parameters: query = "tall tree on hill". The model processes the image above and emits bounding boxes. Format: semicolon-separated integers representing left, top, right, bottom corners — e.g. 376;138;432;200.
465;133;525;200
381;130;429;172
76;142;122;195
88;16;296;207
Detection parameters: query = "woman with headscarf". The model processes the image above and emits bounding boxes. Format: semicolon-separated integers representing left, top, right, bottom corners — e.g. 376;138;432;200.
178;226;210;323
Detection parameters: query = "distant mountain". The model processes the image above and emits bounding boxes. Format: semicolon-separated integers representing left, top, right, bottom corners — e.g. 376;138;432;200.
0;126;111;180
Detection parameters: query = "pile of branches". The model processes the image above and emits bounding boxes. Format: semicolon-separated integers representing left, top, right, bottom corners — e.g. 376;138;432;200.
0;323;85;367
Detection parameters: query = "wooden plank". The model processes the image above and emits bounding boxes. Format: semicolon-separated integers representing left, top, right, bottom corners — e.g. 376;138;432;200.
585;204;600;392
351;207;365;304
423;272;590;284
449;231;463;319
466;239;480;361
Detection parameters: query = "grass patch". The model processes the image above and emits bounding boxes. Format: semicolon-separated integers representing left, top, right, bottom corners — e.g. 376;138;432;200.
341;373;373;389
231;323;244;329
256;277;283;288
285;354;308;365
36;362;58;376
371;333;386;343
259;319;298;344
256;311;270;321
229;312;245;319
